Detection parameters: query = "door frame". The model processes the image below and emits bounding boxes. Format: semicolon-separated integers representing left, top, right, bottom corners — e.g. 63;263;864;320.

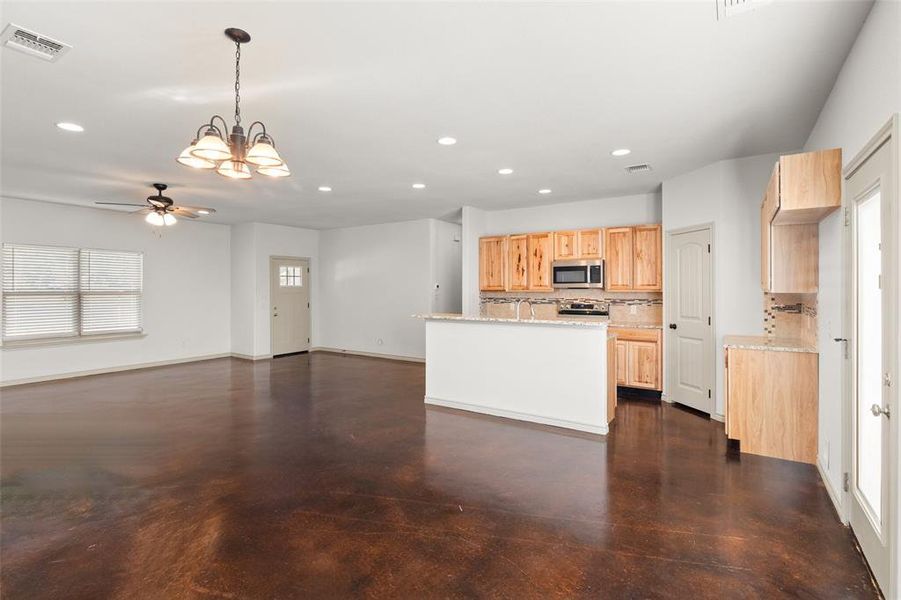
269;255;312;356
841;114;900;598
664;222;716;416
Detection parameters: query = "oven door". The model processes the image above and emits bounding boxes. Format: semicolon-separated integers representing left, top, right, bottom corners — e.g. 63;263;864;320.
553;265;590;288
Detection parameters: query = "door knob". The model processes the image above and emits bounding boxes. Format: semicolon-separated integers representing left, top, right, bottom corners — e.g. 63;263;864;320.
871;404;891;418
669;324;677;330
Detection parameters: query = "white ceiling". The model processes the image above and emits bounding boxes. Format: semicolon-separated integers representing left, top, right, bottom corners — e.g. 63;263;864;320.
1;1;873;229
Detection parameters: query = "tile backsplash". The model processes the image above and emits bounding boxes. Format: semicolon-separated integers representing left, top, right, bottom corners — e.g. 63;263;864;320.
480;291;662;325
764;293;817;345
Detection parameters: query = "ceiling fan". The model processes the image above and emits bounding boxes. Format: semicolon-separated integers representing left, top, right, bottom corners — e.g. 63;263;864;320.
95;183;216;226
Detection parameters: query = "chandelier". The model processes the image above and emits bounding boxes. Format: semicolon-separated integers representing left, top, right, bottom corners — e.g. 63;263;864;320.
176;28;289;179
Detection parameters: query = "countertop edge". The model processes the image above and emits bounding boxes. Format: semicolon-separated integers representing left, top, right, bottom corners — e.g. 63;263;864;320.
414;314;610;328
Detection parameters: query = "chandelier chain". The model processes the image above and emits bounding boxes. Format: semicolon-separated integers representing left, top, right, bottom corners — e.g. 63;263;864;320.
234;42;241;126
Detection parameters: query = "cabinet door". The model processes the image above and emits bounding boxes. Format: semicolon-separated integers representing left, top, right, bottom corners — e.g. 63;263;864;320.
761;201;771;292
778;148;841;217
527;233;553;291
633;225;662;291
508;235;529;291
554;231;579;260
626;341;660;390
615;341;627;386
604;227;633;291
579;229;603;259
479;236;508;291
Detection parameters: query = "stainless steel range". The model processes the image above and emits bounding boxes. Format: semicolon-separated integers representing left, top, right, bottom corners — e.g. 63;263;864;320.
557;301;609;317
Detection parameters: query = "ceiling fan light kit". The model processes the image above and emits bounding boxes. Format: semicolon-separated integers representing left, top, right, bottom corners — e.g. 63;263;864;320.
177;28;289;180
95;183;216;227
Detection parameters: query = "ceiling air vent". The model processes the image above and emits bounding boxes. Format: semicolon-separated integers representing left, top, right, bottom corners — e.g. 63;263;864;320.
1;23;71;62
716;0;773;20
625;163;652;174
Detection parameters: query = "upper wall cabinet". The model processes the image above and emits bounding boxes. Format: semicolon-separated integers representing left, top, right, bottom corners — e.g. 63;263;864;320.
605;227;634;291
479;236;507;291
605;225;662;292
773;148;842;224
552;229;603;261
527;232;553;291
632;225;662;291
760;148;840;293
508;234;529;291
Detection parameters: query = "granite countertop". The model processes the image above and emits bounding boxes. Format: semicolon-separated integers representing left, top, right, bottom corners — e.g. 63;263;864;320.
723;335;817;353
416;313;609;328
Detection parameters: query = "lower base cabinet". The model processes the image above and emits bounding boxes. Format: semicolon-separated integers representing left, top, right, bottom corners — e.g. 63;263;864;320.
610;327;662;391
724;347;818;464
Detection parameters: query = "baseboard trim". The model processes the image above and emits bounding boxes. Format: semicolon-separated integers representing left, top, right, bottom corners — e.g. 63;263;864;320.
424;396;608;436
711;413;725;423
311;346;425;364
817;457;847;524
0;353;234;387
230;352;272;361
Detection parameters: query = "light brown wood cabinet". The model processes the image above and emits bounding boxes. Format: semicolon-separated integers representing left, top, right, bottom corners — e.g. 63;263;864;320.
610;327;662;391
615;340;627;386
578;229;603;258
508;235;529;291
604;227;634;291
553;231;579;260
479;236;507;291
605;225;661;292
527;232;553;291
760;148;840;293
632;225;662;291
725;347;818;464
553;229;603;261
480;224;660;293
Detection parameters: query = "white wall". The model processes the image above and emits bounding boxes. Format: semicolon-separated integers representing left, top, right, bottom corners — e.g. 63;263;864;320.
460;193;662;314
662;153;782;416
802;0;901;514
318;219;434;359
430;220;463;314
230;222;256;358
0;197;231;383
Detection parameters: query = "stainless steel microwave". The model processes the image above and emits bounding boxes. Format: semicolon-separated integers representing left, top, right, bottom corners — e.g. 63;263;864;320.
552;259;605;289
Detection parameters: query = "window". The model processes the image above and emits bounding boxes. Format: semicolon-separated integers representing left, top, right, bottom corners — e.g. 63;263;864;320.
279;265;303;287
2;244;143;342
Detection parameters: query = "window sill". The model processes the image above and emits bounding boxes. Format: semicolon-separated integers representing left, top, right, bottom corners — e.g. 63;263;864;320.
1;332;146;350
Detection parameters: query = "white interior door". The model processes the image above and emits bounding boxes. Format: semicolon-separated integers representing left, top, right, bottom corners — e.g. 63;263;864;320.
848;136;895;594
270;257;311;356
666;227;714;414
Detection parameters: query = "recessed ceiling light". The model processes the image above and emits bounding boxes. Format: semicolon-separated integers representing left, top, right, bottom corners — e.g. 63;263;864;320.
412;183;426;189
318;186;332;192
437;137;457;146
56;122;84;132
538;189;552;195
497;168;514;175
611;148;631;157
197;209;210;215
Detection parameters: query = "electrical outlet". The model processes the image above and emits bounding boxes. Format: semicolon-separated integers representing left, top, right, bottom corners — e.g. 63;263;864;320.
630;305;637;315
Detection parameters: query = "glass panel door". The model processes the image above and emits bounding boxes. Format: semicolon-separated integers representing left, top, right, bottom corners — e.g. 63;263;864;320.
856;187;883;524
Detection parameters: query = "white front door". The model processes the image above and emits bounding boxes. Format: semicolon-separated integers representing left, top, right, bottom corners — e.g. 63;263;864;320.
666;226;714;414
847;135;896;594
270;257;311;356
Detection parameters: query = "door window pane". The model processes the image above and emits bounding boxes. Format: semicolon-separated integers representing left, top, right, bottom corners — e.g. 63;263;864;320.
279;265;303;287
856;188;882;523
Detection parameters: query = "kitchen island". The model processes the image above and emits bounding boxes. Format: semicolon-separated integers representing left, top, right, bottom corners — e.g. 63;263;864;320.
420;314;610;435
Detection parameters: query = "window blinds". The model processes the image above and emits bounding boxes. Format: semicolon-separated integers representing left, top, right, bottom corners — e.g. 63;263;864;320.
2;244;143;341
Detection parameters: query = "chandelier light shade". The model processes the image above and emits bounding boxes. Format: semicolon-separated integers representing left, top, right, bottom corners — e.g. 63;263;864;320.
177;141;217;169
246;135;284;167
257;163;291;177
217;159;253;179
176;28;290;180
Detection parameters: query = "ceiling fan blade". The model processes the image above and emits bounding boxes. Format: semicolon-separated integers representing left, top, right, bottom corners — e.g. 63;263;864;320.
132;208;152;214
174;205;216;214
95;202;148;207
170;209;199;218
